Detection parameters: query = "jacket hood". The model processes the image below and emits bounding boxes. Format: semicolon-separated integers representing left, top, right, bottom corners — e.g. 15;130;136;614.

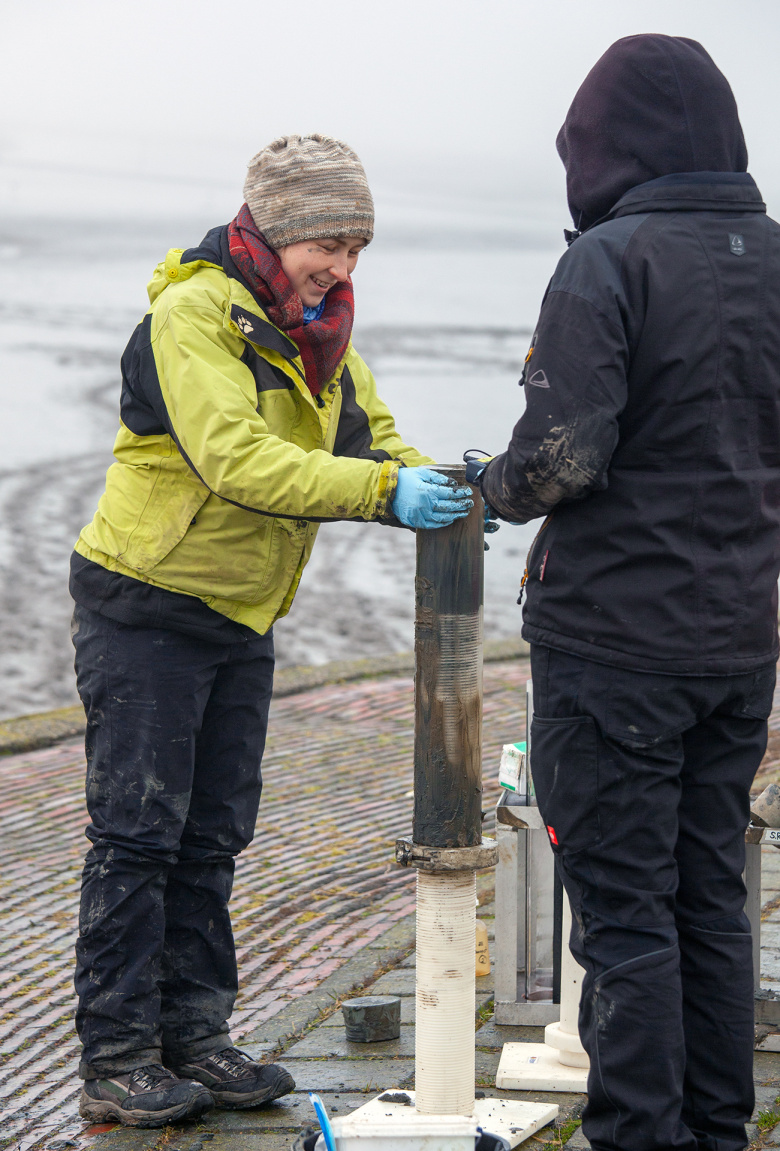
557;35;748;232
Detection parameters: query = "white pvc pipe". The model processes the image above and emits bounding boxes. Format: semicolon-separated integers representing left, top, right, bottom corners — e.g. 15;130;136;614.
415;870;476;1115
544;895;589;1069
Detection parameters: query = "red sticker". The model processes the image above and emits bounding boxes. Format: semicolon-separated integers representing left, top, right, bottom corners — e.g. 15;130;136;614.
547;825;559;845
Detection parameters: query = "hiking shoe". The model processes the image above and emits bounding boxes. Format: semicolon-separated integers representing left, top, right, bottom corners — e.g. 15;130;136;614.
167;1046;296;1108
79;1063;213;1128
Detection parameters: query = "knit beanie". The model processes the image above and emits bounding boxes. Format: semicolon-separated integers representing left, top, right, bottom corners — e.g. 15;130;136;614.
243;134;374;249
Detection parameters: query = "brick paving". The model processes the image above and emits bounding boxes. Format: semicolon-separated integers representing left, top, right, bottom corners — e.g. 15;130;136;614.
3;659;780;1151
0;659;529;1150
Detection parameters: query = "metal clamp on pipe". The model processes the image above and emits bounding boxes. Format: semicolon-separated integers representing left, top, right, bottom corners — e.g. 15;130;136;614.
395;835;498;872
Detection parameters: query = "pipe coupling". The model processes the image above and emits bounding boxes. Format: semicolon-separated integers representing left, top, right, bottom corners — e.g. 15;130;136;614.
395;836;498;872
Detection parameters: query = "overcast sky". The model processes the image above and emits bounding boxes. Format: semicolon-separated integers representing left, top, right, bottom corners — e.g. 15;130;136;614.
2;0;780;228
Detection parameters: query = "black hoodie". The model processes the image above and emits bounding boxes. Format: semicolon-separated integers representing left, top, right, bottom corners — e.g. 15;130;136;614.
482;35;780;675
557;35;748;233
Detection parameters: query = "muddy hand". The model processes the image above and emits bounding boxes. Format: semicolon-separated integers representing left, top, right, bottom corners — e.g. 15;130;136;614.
391;467;473;530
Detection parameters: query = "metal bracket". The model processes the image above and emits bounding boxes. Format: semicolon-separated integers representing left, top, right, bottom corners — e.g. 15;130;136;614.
496;790;546;830
395;836;498;872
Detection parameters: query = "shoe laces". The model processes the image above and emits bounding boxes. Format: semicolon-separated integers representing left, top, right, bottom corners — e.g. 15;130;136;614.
208;1047;253;1074
129;1064;178;1092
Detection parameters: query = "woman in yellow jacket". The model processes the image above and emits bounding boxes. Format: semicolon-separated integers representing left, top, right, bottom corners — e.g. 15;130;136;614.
71;135;471;1129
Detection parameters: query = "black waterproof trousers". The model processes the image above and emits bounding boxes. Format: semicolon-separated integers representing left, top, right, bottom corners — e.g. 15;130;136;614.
529;645;776;1151
71;604;275;1078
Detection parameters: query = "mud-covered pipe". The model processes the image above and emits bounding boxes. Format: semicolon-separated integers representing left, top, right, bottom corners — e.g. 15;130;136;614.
413;465;484;849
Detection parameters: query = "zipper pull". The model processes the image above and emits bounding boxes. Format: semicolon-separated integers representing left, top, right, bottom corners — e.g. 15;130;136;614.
315;392;325;408
517;568;529;605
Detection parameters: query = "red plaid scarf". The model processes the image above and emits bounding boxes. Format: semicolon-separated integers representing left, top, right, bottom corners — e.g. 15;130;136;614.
227;204;354;395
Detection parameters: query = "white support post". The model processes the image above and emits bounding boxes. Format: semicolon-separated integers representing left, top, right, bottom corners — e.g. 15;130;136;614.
496;894;590;1092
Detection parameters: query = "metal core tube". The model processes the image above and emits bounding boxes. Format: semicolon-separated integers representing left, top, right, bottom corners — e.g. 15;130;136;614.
413;465;484;849
413;465;484;1116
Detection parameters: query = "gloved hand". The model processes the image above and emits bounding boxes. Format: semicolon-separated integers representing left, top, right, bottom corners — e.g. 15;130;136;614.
483;502;501;550
391;467;473;530
464;450;501;549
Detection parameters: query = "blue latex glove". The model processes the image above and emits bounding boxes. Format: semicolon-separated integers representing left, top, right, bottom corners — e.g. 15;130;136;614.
391;467;473;530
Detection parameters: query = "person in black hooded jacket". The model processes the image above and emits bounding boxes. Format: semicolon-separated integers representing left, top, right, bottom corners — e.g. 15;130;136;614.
474;35;780;1151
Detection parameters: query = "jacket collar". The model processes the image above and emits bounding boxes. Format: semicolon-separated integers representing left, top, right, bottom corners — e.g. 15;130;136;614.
608;171;765;220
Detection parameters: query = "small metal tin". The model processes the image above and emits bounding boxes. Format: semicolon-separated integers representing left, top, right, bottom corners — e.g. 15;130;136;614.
341;995;401;1042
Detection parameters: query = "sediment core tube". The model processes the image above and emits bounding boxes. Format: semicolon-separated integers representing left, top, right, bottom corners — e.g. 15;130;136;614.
415;869;477;1115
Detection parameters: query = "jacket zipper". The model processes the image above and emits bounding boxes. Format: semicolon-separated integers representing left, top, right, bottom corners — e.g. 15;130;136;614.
517;514;552;605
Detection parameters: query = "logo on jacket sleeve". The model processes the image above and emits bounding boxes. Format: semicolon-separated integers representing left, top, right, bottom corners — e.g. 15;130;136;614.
235;313;255;335
528;369;550;388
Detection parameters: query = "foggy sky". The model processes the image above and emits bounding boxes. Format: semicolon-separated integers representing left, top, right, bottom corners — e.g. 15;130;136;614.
2;0;780;225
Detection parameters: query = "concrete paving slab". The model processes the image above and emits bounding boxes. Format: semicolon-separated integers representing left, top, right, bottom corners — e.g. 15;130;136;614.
368;969;415;996
237;1041;276;1060
476;1048;502;1085
366;966;495;998
203;1093;369;1130
565;1127;589;1150
756;1052;780;1085
365;918;415;952
183;1137;298;1151
284;1024;415;1059
241;946;412;1050
279;1059;415;1093
476;1021;545;1048
754;1082;780;1117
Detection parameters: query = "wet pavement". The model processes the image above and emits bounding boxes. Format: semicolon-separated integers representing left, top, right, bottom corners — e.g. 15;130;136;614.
3;655;780;1150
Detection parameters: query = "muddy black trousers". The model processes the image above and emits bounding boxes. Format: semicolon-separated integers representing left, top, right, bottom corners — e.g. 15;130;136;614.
529;645;777;1151
71;604;275;1079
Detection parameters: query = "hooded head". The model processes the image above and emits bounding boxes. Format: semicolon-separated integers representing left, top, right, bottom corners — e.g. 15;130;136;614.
557;35;747;232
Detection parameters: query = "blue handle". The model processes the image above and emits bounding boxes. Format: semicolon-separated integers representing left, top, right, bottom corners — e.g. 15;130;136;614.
309;1091;337;1151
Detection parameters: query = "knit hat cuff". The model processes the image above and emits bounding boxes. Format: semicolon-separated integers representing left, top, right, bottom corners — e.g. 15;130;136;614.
260;212;374;249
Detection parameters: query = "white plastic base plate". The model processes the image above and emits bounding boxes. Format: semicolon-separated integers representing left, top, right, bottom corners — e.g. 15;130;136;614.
328;1089;558;1150
496;1043;590;1093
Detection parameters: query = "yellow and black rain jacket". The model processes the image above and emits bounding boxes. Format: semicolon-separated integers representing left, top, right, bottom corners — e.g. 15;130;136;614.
75;225;431;634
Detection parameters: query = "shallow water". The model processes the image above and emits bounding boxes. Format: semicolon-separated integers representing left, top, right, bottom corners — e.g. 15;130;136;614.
0;216;561;718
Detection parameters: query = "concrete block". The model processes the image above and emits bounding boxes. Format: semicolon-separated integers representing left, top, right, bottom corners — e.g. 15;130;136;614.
323;996;416;1026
